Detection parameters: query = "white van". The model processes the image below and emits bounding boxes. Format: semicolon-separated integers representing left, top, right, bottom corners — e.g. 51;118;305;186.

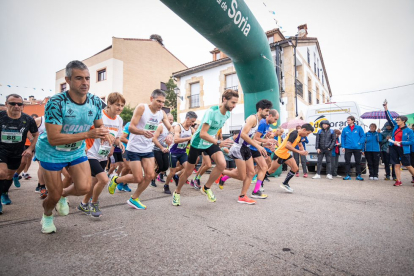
305;101;367;174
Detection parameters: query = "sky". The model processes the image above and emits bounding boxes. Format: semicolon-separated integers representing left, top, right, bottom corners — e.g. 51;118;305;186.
1;0;413;121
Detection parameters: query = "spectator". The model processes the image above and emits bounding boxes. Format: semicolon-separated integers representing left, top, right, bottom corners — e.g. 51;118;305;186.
380;122;396;181
313;120;335;180
364;123;382;180
293;125;309;178
331;129;342;178
342;116;365;181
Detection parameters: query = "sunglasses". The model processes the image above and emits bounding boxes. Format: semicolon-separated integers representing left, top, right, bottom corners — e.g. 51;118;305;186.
7;102;23;106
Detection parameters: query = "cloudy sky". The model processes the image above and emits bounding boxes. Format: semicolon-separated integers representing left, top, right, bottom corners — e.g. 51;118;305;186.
1;0;413;117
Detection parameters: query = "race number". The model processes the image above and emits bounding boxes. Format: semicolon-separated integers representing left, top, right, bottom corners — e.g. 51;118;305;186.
56;141;82;152
1;131;23;143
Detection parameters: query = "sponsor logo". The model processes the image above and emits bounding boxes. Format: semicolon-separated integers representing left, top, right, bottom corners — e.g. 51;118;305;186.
309;115;361;135
65;108;76;118
88;110;93;116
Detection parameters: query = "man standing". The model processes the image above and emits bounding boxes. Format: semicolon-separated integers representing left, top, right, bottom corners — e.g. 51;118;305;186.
341;116;365;181
36;61;111;233
0;94;38;214
107;89;174;209
313;120;335;180
172;89;238;206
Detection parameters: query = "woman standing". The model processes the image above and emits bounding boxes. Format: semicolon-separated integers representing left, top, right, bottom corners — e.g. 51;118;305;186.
364;123;382;180
331;129;342;178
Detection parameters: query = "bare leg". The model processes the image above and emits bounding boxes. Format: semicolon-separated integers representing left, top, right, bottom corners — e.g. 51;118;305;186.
62;161;92;197
132;158;155;199
205;151;226;188
42;170;64;216
240;158;256;196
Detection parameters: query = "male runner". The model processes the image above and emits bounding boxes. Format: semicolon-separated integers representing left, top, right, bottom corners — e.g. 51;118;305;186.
33;115;48;199
172;89;238;206
107;89;174;210
268;124;314;193
36;60;111;233
0;94;38;214
164;111;197;194
77;92;125;218
219;100;272;204
117;121;132;192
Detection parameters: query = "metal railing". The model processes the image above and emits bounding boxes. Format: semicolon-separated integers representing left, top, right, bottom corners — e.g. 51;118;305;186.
295;79;303;98
224;85;238;91
188;94;200;108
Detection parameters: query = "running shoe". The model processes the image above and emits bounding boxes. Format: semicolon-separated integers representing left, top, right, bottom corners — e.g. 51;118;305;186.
264;175;270;182
201;186;216;202
157;174;165;183
23;173;32;180
107;175;119;194
369;177;374;180
1;193;12;205
312;174;321;179
193;169;197;174
259;186;265;192
237;195;256;205
215;174;223;184
303;173;308;178
127;197;146;210
13;174;21;188
117;183;125;191
35;185;40;193
122;184;132;192
189;180;195;187
173;175;179;186
77;202;90;215
295;172;299;177
55;197;69;216
41;214;56;234
89;202;102;218
280;184;293;193
251;190;268;199
327;174;333;180
343;175;351;180
40;188;48;199
172;191;180;206
356;175;364;181
150;179;157;187
219;183;224;190
164;184;171;194
384;176;390;180
393;181;402;186
373;177;379;181
194;179;201;190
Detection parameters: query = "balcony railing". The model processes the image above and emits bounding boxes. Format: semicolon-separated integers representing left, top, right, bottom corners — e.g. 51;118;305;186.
224;85;238;91
188;94;200;108
295;79;303;98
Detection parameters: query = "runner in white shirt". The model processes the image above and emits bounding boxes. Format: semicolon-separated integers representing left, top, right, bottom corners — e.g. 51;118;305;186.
77;92;125;218
107;89;174;210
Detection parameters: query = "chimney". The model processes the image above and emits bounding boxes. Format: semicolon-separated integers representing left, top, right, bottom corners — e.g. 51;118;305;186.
150;34;164;46
29;95;35;104
297;24;308;37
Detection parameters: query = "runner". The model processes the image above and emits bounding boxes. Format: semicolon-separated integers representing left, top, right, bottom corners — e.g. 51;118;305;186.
219;100;272;204
0;94;38;214
36;60;111;233
77;92;125;218
117;121;132;192
268;124;314;193
172;89;238;206
107;89;174;210
152;113;175;189
164;111;197;194
33;115;48;199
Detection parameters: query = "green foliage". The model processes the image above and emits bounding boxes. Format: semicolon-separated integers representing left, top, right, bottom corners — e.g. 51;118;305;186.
164;77;178;121
120;104;134;123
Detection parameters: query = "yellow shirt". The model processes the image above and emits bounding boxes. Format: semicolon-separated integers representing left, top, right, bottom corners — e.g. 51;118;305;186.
275;130;301;159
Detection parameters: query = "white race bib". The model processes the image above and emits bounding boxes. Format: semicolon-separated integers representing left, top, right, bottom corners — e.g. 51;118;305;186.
56;141;82;152
1;131;22;143
98;145;112;157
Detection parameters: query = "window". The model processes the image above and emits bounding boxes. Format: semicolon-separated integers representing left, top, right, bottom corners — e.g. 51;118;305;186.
189;83;200;108
60;83;67;92
308;90;312;104
317;59;320;79
316;98;320;104
97;69;106;82
307;48;310;64
268;36;274;43
225;73;239;91
215;52;220;60
322;74;324;86
314;53;317;74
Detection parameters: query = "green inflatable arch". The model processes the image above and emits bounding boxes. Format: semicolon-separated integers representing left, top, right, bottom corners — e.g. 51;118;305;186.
161;0;280;117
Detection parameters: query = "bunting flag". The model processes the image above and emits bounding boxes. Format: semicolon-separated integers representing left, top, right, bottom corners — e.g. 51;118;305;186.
0;84;53;91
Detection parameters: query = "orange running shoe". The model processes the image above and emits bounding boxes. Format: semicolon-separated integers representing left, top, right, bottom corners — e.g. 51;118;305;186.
237;195;256;205
215;174;223;184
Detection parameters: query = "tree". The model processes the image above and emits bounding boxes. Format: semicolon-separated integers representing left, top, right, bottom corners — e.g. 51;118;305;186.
164;77;178;121
120;104;134;124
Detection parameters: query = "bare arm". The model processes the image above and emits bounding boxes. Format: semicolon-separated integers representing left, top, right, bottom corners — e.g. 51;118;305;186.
120;132;129;144
285;141;307;155
152;124;166;151
174;125;191;144
128;104;146;135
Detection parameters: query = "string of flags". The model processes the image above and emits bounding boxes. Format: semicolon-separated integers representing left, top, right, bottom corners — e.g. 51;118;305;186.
262;1;284;31
0;83;53;92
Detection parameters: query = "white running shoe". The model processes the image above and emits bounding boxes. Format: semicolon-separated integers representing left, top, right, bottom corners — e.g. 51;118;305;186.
280;184;293;193
55;197;69;216
373;177;379;180
336;175;343;178
312;174;321;179
369;177;374;180
327;174;333;180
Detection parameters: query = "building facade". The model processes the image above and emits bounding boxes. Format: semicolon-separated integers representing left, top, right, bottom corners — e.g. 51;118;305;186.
55;35;187;108
173;26;332;133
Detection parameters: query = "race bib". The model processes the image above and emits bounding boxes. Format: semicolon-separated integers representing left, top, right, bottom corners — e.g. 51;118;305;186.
1;131;22;143
98;145;111;157
56;141;82;152
177;142;187;149
144;120;158;132
202;140;212;146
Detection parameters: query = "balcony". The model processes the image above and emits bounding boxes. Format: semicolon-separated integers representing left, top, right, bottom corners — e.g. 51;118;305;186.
295;79;303;98
188;94;200;108
224;85;238;91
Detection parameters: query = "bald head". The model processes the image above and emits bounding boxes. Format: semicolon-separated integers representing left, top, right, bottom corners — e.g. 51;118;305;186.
167;113;174;125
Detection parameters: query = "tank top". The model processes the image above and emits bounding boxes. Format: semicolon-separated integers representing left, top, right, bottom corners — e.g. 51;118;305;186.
126;104;164;153
234;114;259;147
153;123;169;151
170;124;192;154
38;116;46;135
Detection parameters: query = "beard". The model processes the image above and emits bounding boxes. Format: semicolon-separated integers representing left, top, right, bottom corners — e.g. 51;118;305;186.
224;102;232;111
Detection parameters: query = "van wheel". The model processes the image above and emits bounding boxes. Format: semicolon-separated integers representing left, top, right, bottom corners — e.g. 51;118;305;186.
308;166;315;172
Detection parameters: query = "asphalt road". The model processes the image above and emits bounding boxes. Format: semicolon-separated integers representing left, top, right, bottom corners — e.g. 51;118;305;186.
1;163;413;276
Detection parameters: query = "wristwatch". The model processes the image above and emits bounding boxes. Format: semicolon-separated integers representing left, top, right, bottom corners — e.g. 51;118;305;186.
216;140;222;146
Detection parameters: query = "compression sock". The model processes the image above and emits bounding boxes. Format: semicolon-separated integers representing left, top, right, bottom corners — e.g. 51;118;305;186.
283;170;296;185
3;179;13;193
253;180;263;193
221;175;230;183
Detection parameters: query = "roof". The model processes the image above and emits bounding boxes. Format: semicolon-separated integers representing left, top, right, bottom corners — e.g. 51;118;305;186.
173;57;232;78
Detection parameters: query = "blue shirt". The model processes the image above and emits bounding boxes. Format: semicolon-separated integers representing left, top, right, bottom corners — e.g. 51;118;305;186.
35;91;102;163
250;118;272;153
122;122;131;148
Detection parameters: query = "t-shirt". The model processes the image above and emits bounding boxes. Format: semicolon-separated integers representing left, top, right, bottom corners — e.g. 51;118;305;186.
250;118;271;152
0;111;38;156
275;130;301;159
35;91;102;163
122;122;130;148
191;105;230;149
394;128;403;143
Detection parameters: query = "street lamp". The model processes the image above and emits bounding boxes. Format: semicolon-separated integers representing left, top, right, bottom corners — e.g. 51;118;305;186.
174;87;183;101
